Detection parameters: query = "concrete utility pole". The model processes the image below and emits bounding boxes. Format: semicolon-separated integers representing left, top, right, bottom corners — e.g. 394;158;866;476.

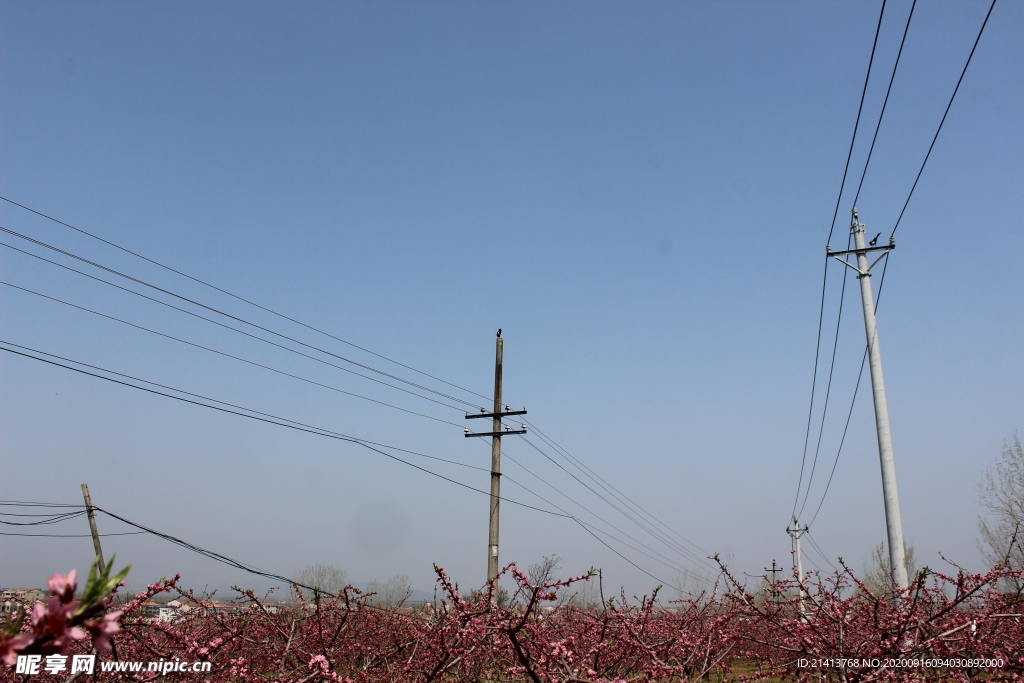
764;559;782;606
81;483;106;574
464;330;526;592
787;519;808;617
826;209;909;591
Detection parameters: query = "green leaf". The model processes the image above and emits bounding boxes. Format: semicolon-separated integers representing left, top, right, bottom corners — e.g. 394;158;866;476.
2;608;25;637
75;554;131;616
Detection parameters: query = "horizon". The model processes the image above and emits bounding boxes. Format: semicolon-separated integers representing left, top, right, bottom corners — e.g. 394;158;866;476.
2;0;1022;599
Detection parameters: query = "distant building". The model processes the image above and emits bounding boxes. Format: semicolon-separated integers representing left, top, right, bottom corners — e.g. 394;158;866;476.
0;588;48;614
248;602;280;614
139;601;179;622
141;601;162;618
164;599;240;617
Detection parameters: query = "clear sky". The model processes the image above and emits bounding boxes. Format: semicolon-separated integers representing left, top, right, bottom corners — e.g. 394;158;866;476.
2;1;1022;599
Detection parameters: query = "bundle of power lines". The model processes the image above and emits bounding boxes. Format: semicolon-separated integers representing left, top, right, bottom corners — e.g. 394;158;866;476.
0;194;717;590
790;0;998;570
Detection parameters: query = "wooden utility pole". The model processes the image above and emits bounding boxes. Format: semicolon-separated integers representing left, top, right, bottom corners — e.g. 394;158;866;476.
81;483;106;574
465;330;526;592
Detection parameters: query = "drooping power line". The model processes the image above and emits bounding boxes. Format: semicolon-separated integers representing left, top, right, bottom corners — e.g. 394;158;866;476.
1;275;467;415
890;0;997;238
0;225;481;409
0;342;558;515
794;0;888;519
0;195;493;404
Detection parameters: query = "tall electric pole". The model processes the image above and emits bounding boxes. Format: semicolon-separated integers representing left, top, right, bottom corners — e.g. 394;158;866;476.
764;559;782;606
787;519;808;617
464;330;526;591
827;208;909;591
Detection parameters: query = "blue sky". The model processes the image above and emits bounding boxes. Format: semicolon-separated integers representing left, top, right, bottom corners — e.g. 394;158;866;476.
2;1;1022;598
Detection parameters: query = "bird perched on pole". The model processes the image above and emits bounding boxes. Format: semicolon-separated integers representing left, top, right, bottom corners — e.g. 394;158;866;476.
869;233;880;246
497;329;501;338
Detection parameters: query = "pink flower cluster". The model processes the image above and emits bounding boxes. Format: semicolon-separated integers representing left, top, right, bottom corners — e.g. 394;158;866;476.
4;557;1023;681
0;568;123;666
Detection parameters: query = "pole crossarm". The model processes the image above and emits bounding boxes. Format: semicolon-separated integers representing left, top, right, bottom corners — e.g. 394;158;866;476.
466;409;527;419
825;242;894;258
465;429;527;438
827;242;894;277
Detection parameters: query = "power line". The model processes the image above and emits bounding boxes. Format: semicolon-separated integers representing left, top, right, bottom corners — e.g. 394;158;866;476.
802;553;824;576
797;233;852;519
1;481;678;591
806;352;864;528
0;342;558;516
802;0;995;528
890;0;998;238
1;339;486;475
807;348;868;529
795;0;888;518
805;253;889;528
851;0;918;208
0;484;679;592
1;275;466;415
3;238;691;580
498;472;677;586
806;531;839;573
501;448;715;577
3;207;695;577
522;419;711;561
0;500;370;595
0;511;84;517
1;531;147;538
826;0;888;245
0;365;695;588
7;337;716;589
93;507;349;594
805;7;917;522
801;0;996;533
480;422;716;580
0;501;85;508
96;502;672;593
0;225;481;409
464;335;685;588
0;206;695;580
0;263;467;424
802;547;827;575
569;518;672;588
0;511;85;525
0;195;492;404
483;462;684;586
794;265;832;518
518;435;713;572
